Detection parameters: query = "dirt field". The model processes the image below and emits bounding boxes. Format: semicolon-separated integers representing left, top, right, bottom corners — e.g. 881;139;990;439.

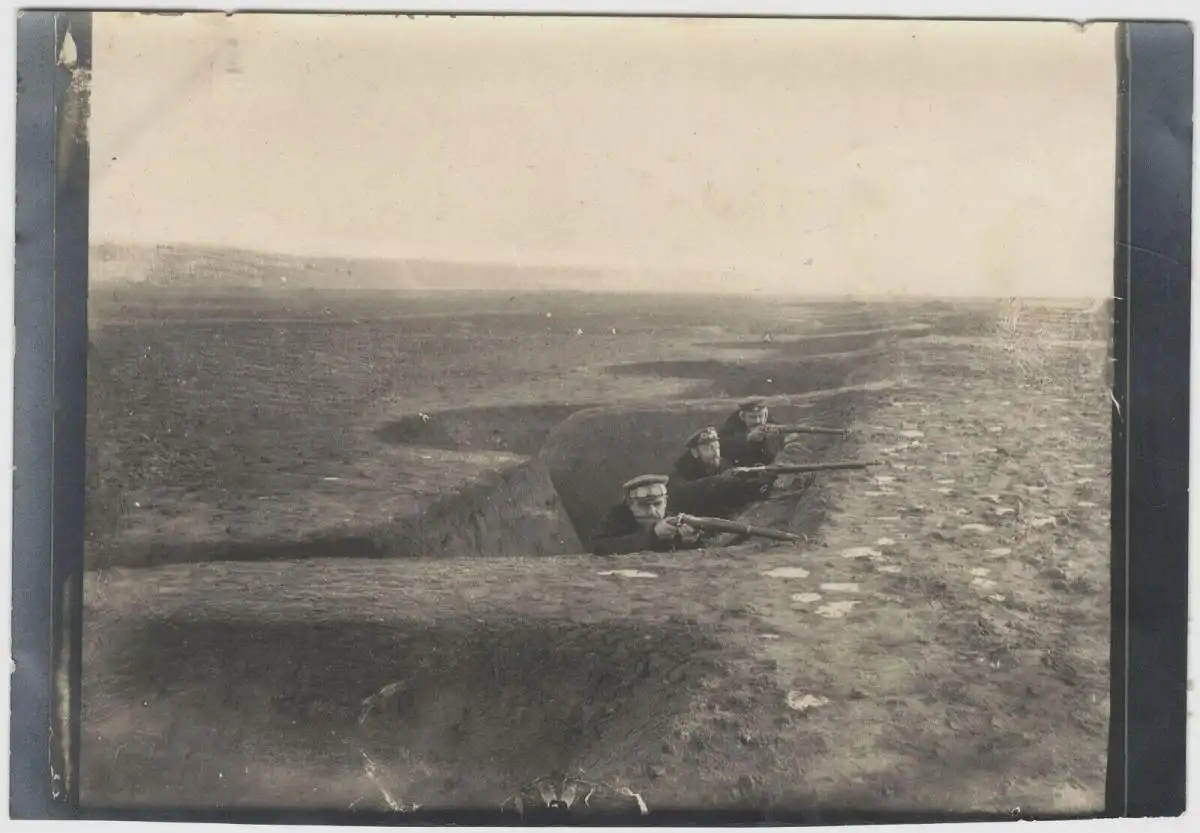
81;289;1112;820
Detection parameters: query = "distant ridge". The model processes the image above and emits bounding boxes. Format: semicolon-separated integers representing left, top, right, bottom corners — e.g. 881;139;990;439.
88;242;1113;303
89;242;773;296
88;242;624;293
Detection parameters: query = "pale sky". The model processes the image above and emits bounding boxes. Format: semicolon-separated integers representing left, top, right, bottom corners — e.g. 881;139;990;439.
89;14;1119;296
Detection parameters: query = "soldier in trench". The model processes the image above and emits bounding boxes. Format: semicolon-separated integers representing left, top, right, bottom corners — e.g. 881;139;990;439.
666;426;777;518
717;397;789;468
590;474;705;556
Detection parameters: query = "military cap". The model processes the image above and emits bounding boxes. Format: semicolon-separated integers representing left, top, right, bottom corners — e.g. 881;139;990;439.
738;398;768;412
686;426;720;448
622;474;669;502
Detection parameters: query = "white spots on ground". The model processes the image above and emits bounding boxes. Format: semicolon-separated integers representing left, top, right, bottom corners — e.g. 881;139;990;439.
763;567;811;579
879;565;903;574
1030;517;1057;529
991;507;1016;517
970;567;991;577
1077;501;1098;508
759;633;781;640
987;426;1005;433
1020;485;1049;494
863;491;888;497
936;479;956;486
898;430;925;439
575;328;584;336
959;524;994;533
791;592;822;604
972;578;999;590
989;548;1013;557
820;582;860;593
816;601;859;619
986;594;1007;603
875;537;896;547
877;516;902;522
981;494;1003;504
874;476;896;484
979;447;1000;455
545;312;552;318
1074;463;1096;470
1076;478;1094;485
935;487;955;495
786;692;830;712
597;569;659;579
841;547;881;560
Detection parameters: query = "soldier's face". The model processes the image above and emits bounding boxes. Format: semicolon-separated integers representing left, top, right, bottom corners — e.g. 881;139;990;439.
742;409;767;428
629;496;668;521
693;440;721;469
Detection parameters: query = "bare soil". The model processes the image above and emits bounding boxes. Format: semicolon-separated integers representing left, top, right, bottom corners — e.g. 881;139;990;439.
81;291;1111;820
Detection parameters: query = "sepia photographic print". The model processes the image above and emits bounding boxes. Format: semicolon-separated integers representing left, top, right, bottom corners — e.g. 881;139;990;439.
79;12;1118;820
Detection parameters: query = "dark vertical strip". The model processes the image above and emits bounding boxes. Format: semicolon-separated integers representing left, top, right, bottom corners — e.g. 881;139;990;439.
52;10;93;814
1122;21;1192;818
1105;21;1131;819
11;10;63;820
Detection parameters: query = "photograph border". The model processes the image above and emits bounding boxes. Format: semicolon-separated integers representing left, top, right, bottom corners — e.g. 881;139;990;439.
8;9;1192;824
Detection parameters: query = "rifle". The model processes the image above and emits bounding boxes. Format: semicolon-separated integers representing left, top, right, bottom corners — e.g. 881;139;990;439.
760;423;847;436
664;513;805;543
729;460;879;476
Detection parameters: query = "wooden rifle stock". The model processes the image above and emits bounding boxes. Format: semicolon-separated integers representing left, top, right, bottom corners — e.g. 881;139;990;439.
668;513;805;543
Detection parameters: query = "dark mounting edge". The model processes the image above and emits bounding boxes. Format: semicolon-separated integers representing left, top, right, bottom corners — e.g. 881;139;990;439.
1106;21;1192;820
11;8;91;820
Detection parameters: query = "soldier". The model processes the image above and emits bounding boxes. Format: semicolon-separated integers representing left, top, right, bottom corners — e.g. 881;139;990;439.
717;398;788;468
670;426;726;482
590;474;704;556
667;427;777;518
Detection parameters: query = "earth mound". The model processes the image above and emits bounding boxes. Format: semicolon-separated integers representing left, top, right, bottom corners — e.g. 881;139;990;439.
84;611;726;811
86;452;582;569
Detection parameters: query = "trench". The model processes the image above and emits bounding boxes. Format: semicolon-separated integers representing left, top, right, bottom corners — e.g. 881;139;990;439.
88;323;904;568
84;613;725;811
540;391;870;550
367;328;896;558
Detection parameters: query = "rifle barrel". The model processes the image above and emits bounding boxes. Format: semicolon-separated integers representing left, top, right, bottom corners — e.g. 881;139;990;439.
676;514;804;543
769;424;847;435
738;460;878;474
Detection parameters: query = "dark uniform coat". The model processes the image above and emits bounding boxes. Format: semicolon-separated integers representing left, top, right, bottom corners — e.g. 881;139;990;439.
667;449;775;519
589;503;705;556
717;412;787;468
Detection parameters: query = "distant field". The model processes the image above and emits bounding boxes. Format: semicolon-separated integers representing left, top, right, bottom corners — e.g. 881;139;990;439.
86;288;947;566
82;288;1112;819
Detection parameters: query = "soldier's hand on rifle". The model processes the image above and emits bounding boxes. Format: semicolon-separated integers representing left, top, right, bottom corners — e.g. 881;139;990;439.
653;518;680;540
747;426;769;442
676;523;701;544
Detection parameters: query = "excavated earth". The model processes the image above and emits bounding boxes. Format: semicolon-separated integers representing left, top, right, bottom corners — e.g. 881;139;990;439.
81;294;1111;820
